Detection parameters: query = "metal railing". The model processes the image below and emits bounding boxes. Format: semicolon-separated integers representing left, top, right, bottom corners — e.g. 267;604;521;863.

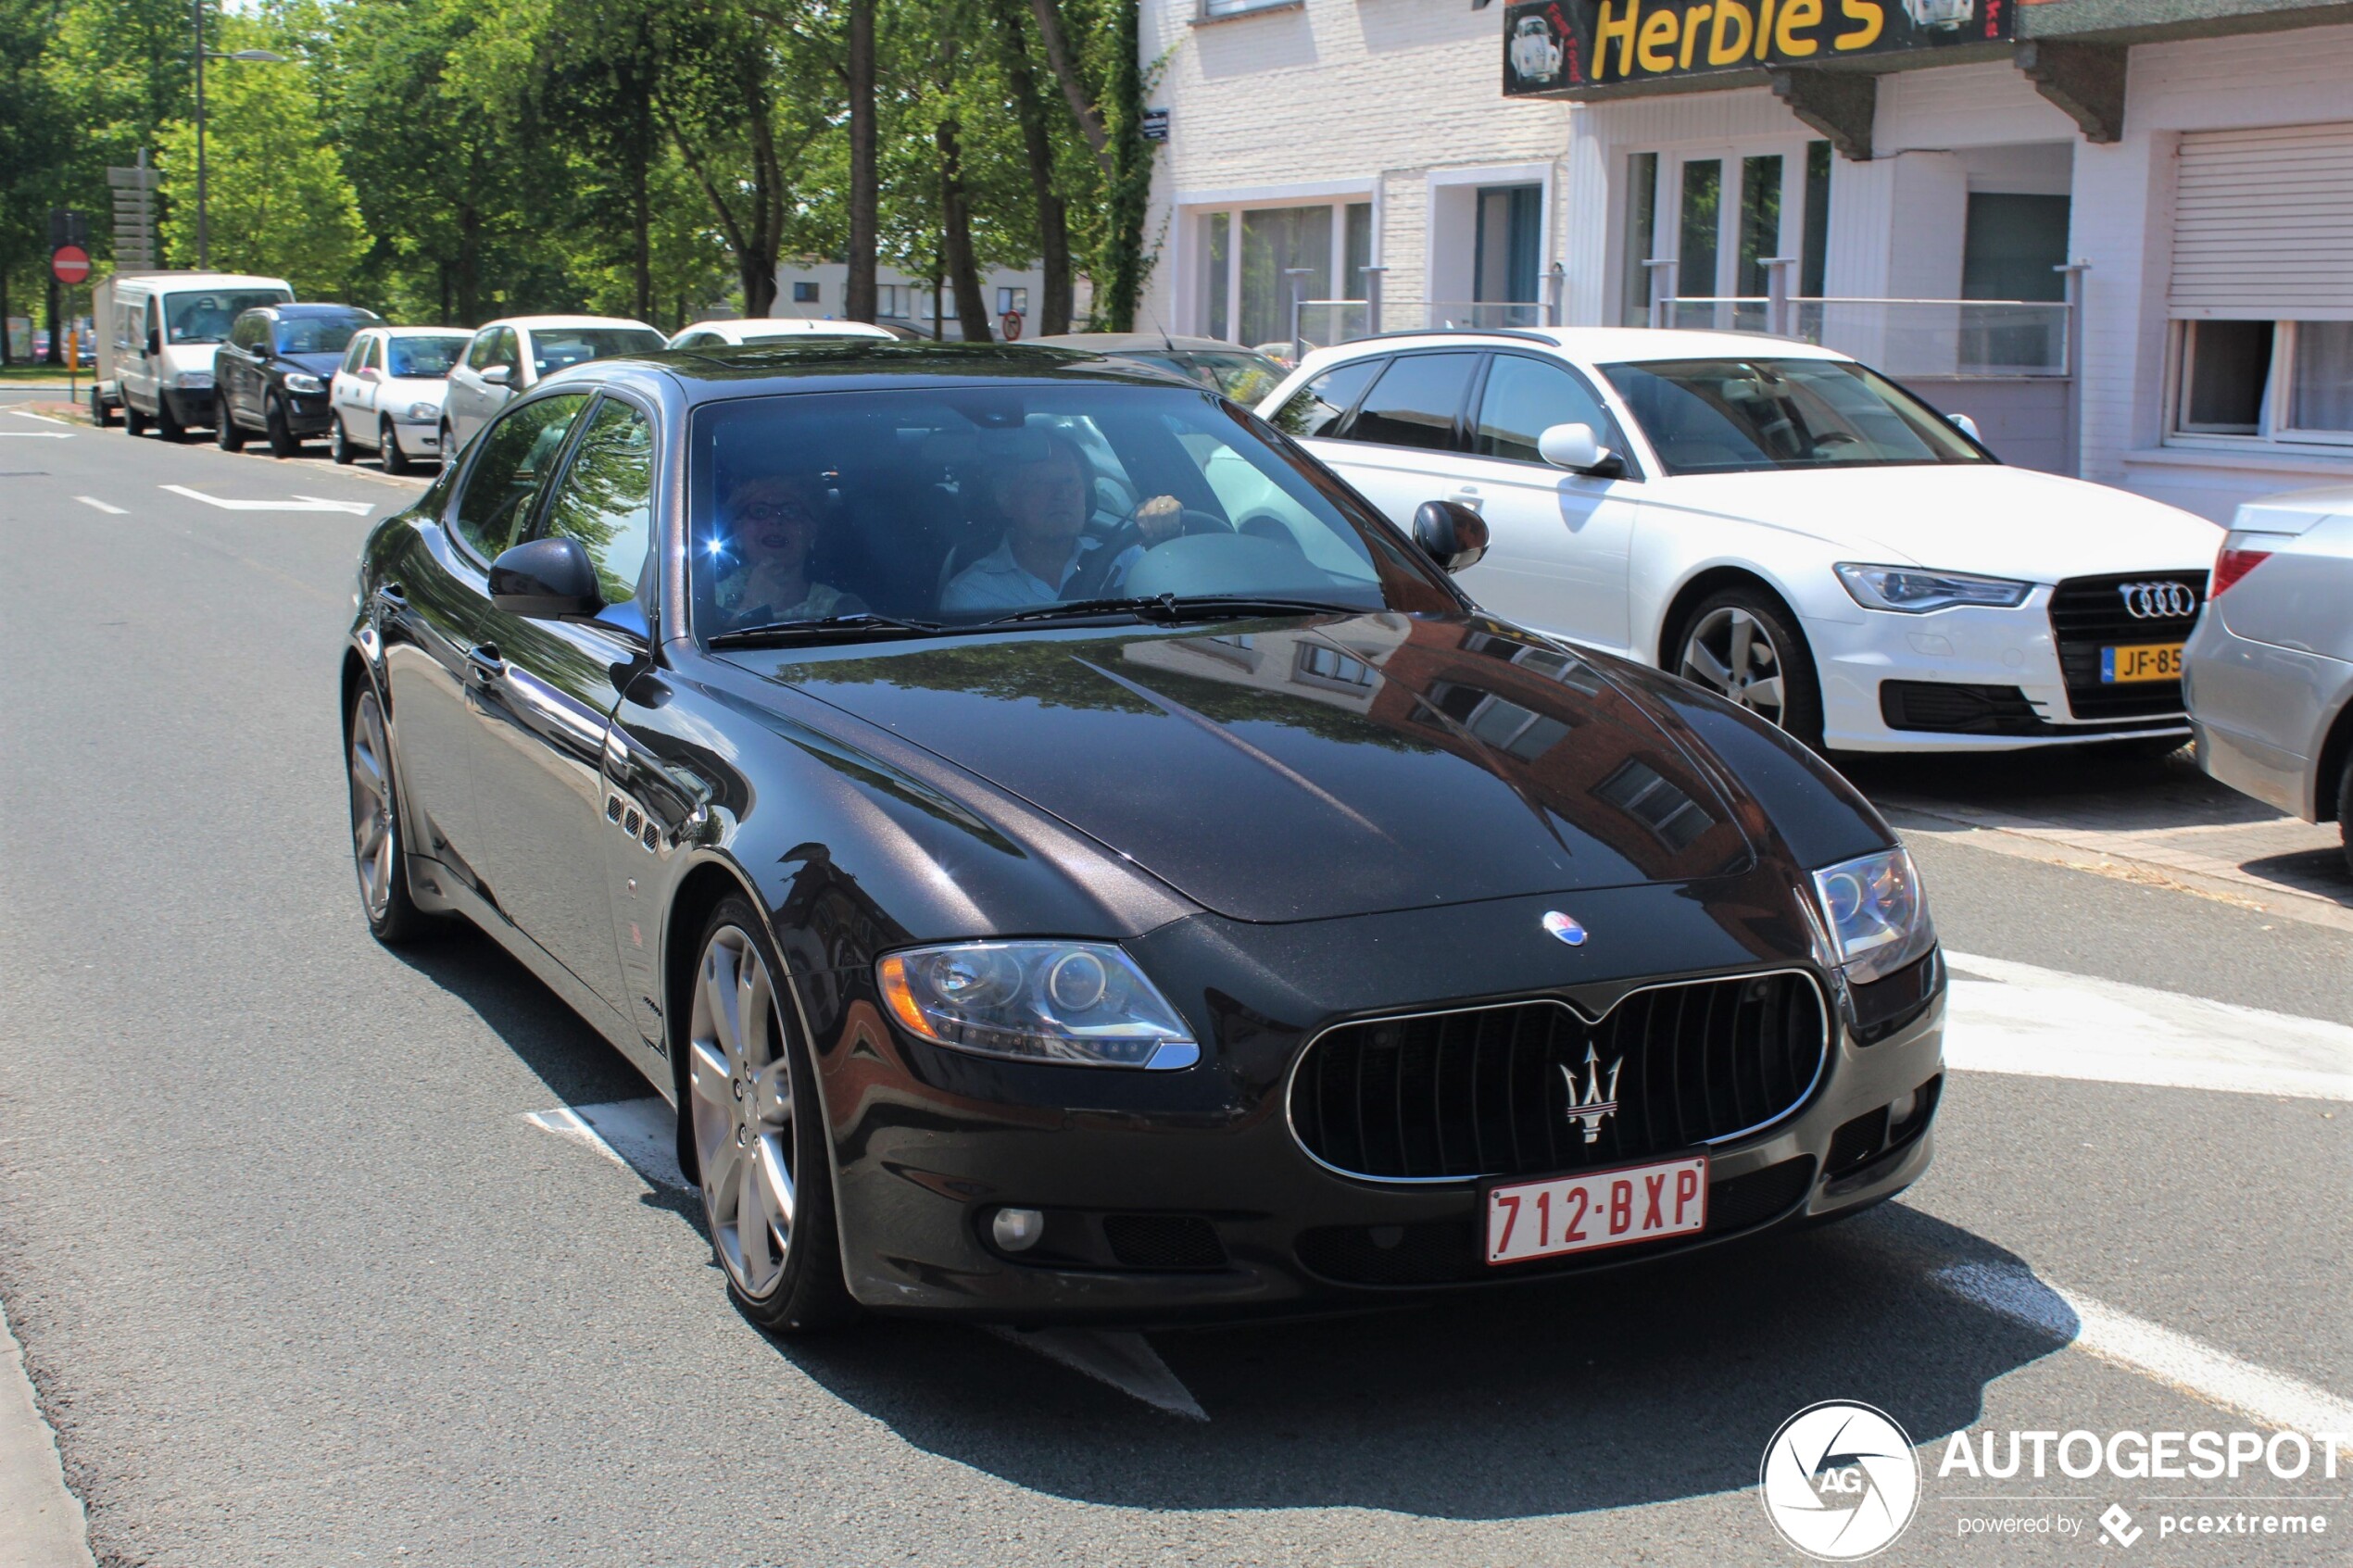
1655;294;2073;379
1283;264;1569;358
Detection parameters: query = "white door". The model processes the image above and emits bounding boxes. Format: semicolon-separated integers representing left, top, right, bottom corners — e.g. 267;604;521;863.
1447;353;1641;654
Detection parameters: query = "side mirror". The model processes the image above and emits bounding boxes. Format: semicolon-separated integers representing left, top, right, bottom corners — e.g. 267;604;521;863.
478;364;513;387
1947;411;1983;442
1538;421;1621;475
145;331;161;357
489;536;604;620
1412;499;1490;573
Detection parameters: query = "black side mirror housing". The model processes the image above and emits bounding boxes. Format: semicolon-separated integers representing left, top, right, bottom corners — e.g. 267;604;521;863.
1412;499;1490;573
489;536;604;620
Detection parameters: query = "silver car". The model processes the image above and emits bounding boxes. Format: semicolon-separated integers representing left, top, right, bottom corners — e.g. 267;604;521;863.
2184;484;2353;872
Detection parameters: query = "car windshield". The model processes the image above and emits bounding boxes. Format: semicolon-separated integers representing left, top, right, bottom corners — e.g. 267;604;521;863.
688;383;1455;641
275;315;371;355
531;327;665;376
387;334;467;378
163;289;290;345
1601;357;1992;475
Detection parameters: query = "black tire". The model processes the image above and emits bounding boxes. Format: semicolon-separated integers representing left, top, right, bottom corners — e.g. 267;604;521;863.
125;402;148;436
90;386;117;427
682;896;858;1334
215;399;245;451
346;683;430;945
2338;754;2352;880
265;394;300;458
380;419;413;476
330;415;355;464
1668;584;1825;751
154;396;184;443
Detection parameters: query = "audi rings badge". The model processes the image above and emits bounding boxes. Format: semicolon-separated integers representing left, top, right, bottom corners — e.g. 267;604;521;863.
2116;581;2197;621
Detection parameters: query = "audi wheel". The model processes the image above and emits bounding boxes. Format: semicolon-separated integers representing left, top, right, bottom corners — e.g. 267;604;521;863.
1673;587;1823;750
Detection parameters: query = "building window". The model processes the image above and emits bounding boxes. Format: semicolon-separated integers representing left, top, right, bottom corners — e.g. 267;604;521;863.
1186;197;1373;344
996;286;1029;317
1801;141;1831;299
1621;152;1658;327
877;283;909;319
2173;320;2353;447
792;282;819;304
1200;0;1293;15
1622;143;1826;314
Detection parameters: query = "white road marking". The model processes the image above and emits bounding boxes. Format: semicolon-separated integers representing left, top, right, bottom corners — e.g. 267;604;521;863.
1943;950;2353;1102
1937;1261;2353;1447
158;483;372;515
0;432;71;440
526;1098;1212;1420
7;408;71;426
72;495;126;515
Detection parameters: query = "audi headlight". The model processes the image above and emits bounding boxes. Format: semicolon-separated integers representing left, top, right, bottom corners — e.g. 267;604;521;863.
876;941;1198;1070
1810;847;1935;985
406;400;437;421
283;371;325;395
1834;563;2032;613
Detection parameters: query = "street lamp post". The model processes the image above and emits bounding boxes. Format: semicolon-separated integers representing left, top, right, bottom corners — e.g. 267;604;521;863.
191;0;288;270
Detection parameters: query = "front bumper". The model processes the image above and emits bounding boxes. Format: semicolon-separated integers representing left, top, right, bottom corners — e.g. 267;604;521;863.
1812;592;2188;753
797;878;1945;1323
282;390;334;434
390;420;442;458
162;386;216;427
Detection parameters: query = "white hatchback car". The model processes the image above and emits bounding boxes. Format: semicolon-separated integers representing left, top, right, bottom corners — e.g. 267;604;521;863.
667;318;896;349
328;325;472;473
1258;328;2221;753
441;315;665;454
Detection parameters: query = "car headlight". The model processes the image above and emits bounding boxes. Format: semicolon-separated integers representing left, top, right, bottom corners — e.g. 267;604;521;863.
876;941;1198;1070
406;400;437;421
170;370;213;391
1834;563;2032;613
283;371;325;395
1811;847;1935;985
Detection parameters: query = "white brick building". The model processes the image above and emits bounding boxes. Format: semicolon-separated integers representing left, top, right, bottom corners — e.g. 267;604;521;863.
1140;0;2353;521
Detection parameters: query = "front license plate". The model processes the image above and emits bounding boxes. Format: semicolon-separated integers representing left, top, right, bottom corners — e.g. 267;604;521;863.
1485;1154;1708;1266
2100;642;2183;683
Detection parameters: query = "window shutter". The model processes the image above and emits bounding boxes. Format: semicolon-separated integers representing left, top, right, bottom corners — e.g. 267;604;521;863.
2171;122;2353;320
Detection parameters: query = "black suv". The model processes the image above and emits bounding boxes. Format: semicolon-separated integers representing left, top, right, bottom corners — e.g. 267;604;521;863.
216;303;381;457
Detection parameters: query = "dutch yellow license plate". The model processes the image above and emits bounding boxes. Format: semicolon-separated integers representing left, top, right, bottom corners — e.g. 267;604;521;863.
2101;643;2183;684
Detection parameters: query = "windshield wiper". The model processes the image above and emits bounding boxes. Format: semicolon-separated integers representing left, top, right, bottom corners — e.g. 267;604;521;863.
707;611;945;648
984;594;1365;627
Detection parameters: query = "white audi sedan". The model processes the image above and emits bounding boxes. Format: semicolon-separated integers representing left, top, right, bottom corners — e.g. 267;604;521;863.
1259;328;2221;754
328;325;471;474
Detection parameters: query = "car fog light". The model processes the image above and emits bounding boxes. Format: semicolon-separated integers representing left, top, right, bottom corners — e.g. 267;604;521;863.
991;1207;1046;1252
1887;1089;1917;1127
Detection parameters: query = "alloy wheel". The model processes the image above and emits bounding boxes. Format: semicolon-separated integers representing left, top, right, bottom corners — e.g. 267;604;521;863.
347;690;396;922
688;925;798;1300
1680;605;1787;727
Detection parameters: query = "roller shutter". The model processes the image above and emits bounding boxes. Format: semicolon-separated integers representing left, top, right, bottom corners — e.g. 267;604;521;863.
2171;122;2353;319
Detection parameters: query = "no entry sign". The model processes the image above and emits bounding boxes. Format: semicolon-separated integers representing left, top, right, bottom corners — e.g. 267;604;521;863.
51;245;91;285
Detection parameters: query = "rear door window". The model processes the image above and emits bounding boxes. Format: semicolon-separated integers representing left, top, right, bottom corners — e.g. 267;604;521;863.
1343;352;1479;451
1270;357;1382;440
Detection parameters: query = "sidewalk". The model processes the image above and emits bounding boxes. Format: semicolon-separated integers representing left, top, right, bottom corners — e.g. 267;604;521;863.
0;1301;94;1568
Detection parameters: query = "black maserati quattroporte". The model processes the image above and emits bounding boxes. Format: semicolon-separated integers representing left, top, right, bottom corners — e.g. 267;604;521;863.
342;343;1945;1330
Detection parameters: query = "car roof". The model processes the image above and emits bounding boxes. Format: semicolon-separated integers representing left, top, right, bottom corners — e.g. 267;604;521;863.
120;273;288;293
371;324;468;336
489;315;661;332
263;303;373;318
1295;326;1855;370
685;318;895;337
546;341;1223;404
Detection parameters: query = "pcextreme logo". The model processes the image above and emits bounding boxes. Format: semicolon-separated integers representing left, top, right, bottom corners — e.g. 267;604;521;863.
1760;1401;1922;1561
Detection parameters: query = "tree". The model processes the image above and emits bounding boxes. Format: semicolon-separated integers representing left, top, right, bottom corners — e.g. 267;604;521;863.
845;0;876;322
984;0;1072;334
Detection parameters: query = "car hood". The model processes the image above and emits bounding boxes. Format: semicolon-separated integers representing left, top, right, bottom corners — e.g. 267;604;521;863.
1649;464;2222;580
736;614;1760;923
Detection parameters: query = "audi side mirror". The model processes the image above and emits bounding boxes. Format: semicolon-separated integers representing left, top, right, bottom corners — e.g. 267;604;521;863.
1538;421;1623;476
1412;499;1490;573
478;364;513;387
489;536;603;620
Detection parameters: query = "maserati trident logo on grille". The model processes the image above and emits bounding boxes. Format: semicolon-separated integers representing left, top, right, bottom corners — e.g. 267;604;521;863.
2117;580;2197;621
1559;1044;1622;1144
1541;909;1588;947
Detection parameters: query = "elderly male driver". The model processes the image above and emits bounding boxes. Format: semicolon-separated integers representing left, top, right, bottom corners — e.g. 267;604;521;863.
939;430;1185;614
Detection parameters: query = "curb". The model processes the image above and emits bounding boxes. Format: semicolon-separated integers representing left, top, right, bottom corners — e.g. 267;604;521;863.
0;1300;94;1568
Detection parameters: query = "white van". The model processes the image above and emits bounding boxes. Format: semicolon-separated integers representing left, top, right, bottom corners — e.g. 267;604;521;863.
93;270;294;439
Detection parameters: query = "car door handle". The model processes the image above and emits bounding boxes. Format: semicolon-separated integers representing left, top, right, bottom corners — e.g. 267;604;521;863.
465;644;506;684
1449;486;1485;511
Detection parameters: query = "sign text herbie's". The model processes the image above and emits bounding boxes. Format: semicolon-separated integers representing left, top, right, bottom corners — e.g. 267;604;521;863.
1502;0;2012;95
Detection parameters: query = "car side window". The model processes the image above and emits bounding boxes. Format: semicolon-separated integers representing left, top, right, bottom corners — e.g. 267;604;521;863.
342;337;369;376
231;314;265;352
536;397;655;610
1270;358;1382;440
448;394;591;563
496;328;522;372
1473;355;1621;466
464;331;497;371
1343;352;1480;451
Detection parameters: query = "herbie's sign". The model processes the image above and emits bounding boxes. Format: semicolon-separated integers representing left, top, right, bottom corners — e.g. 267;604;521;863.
1502;0;2011;95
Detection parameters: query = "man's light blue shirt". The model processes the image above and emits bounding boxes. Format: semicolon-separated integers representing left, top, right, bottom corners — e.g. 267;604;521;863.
941;533;1143;613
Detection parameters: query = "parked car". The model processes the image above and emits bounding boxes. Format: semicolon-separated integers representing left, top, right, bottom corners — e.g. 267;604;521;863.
93;270;294;437
342;343;1945;1330
441;315;663;454
329;326;471;474
215;303;383;457
1258;328;2221;754
668;318;896;349
1026;332;1289;405
2184;484;2353;873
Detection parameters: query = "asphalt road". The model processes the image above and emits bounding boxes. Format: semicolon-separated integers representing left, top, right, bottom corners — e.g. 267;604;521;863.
1;396;2347;1567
